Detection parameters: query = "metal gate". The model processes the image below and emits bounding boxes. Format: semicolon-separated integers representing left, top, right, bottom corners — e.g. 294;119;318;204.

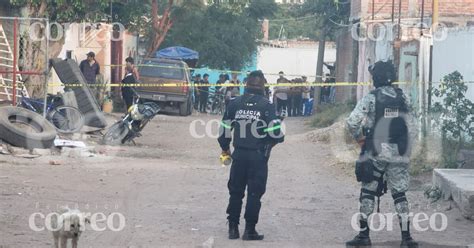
0;17;49;114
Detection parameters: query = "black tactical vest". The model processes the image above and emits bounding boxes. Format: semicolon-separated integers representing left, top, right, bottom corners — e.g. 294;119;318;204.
366;87;409;156
232;94;270;150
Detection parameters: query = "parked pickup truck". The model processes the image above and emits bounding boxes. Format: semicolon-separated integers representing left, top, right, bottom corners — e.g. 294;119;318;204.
136;58;193;116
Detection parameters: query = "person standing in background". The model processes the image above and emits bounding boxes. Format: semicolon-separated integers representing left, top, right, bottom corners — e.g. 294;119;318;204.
301;76;311;116
121;66;137;111
121;57;139;111
125;57;139;81
328;75;336;103
80;51;101;102
230;73;241;89
290;78;303;116
199;74;210;113
287;80;295;117
224;73;241;107
193;74;202;110
324;62;337;103
274;71;289;115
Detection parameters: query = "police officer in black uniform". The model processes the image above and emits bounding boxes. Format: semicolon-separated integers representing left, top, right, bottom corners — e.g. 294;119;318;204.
218;70;284;241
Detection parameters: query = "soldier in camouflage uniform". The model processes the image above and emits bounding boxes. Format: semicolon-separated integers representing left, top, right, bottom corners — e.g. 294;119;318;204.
346;61;418;248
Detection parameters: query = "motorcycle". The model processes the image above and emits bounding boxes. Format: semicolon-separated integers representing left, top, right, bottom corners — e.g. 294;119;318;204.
102;89;160;145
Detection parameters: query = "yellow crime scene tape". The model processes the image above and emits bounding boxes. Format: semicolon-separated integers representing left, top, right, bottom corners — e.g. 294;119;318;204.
46;81;407;88
102;63;337;79
45;80;474;88
4;63;469;88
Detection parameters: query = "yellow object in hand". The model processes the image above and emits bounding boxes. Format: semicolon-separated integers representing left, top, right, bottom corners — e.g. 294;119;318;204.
219;153;232;167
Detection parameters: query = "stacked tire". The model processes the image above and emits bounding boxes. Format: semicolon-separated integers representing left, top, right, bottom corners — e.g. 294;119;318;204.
50;58;107;128
0;107;57;149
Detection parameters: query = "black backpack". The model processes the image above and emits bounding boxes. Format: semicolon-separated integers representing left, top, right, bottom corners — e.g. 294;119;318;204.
366;87;409;156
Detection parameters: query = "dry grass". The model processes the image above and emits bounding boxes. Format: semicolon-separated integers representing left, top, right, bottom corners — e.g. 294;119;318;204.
309;103;355;128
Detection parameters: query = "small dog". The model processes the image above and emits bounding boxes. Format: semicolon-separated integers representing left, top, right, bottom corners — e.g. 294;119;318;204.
51;208;90;248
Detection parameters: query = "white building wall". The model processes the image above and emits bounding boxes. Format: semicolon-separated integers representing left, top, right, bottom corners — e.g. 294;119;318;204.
49;23;137;93
432;28;474;101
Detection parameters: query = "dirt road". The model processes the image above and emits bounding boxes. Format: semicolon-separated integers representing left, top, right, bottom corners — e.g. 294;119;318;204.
0;114;473;247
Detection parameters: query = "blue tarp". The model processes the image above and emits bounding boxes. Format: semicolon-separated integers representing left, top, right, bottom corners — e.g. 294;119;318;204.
155;46;199;60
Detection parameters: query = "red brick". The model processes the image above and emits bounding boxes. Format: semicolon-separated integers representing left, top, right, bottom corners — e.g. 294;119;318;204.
358;0;474;17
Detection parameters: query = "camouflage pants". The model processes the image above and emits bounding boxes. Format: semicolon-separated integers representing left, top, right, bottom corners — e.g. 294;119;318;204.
359;144;411;226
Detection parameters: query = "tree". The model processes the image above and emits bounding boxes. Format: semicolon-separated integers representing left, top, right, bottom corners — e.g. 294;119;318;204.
146;0;174;57
268;4;319;40
301;0;349;106
247;0;278;19
10;0;110;22
161;0;277;70
302;0;350;81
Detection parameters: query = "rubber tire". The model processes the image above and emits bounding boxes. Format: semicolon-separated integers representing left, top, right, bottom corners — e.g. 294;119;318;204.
102;122;130;146
187;97;193;115
179;100;190;116
48;106;84;134
0;106;57;149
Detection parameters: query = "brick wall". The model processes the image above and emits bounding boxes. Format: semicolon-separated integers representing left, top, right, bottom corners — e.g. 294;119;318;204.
371;0;410;17
356;0;474;19
351;0;362;19
437;0;474;16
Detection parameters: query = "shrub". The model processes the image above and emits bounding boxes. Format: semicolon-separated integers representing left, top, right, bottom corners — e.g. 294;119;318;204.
310;102;355;128
430;71;474;168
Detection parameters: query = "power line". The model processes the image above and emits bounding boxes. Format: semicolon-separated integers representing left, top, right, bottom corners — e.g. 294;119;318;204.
260;14;317;23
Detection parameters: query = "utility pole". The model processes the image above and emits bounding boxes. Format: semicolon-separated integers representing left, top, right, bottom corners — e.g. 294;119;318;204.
315;28;326;83
432;0;439;32
427;0;439;135
313;26;327;110
110;0;113;20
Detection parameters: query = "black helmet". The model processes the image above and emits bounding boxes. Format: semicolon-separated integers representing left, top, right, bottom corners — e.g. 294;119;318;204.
369;60;396;88
245;70;266;94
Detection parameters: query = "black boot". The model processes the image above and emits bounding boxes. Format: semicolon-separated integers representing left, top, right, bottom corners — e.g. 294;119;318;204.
346;220;371;247
242;223;264;241
400;221;418;248
228;222;240;240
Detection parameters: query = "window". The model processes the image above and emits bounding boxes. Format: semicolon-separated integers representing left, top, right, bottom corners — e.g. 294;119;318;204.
139;61;186;80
